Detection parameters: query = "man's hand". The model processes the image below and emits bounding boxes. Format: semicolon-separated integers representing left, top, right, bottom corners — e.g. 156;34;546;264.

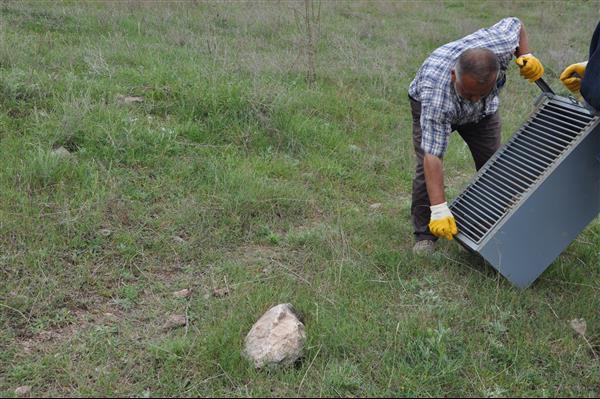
428;202;458;240
560;62;588;93
515;54;544;82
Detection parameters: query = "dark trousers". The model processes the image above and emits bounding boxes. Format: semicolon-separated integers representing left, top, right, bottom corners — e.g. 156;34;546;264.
581;21;600;112
410;96;501;241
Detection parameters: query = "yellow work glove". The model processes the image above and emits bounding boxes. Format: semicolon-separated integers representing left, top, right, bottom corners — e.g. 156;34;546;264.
515;53;544;82
559;62;588;93
428;202;458;240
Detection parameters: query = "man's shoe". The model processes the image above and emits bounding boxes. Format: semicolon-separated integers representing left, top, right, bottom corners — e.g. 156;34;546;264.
412;240;436;255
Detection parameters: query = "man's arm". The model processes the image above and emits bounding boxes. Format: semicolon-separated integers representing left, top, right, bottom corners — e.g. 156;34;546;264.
516;22;530;57
514;21;544;82
424;152;458;240
423;153;445;205
418;95;457;239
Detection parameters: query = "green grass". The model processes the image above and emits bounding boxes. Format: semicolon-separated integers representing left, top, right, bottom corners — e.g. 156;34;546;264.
1;0;600;396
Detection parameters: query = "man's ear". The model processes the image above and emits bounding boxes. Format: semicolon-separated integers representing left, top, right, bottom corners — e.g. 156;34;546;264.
451;69;456;83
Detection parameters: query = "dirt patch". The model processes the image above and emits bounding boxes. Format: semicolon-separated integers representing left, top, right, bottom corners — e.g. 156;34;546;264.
235;244;284;266
17;307;123;355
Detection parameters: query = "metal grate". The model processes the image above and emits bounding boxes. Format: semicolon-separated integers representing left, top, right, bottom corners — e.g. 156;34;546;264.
450;98;596;244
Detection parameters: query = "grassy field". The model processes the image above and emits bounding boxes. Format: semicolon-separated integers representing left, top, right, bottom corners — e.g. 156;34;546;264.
1;0;600;396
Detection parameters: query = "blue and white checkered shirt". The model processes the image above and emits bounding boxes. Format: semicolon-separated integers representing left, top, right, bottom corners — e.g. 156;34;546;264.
408;17;522;157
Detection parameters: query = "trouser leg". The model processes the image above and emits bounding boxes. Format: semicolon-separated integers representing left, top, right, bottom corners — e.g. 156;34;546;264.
455;111;502;171
410;97;437;242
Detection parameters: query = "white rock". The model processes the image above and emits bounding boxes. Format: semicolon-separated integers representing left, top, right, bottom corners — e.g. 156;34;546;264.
570;318;587;337
117;95;144;105
173;288;191;298
15;386;32;396
243;303;306;368
98;228;112;237
162;314;187;330
52;146;71;158
172;235;186;244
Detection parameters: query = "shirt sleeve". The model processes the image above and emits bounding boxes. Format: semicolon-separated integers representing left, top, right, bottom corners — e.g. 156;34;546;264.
455;17;522;72
419;88;453;157
478;17;522;62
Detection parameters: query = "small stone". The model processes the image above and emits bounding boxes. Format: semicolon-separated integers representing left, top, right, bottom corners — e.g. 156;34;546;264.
117;95;144;105
369;203;382;210
570;318;587;337
21;341;33;354
15;386;32;396
98;229;112;237
162;314;187;330
173;289;191;298
103;313;118;325
348;144;361;153
52;146;71;158
172;235;186;244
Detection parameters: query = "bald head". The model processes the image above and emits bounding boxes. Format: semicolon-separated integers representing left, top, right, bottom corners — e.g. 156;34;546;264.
455;48;500;84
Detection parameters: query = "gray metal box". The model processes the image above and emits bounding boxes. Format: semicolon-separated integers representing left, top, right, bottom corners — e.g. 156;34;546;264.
450;94;600;288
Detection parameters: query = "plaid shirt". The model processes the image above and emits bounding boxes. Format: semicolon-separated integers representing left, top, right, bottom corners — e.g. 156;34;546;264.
408;17;522;157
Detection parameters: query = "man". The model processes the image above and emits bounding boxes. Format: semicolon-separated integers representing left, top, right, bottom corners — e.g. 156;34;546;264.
560;20;600;114
408;18;544;255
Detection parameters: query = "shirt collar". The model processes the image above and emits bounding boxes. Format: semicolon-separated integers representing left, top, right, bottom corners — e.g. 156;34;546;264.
451;81;499;108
